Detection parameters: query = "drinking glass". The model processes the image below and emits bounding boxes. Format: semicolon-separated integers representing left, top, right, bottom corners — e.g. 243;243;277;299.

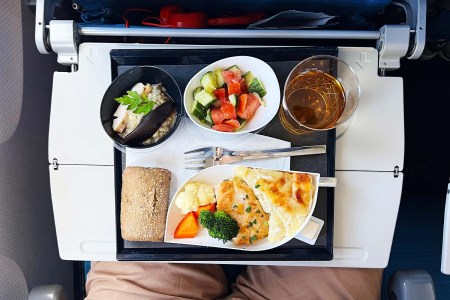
279;55;360;134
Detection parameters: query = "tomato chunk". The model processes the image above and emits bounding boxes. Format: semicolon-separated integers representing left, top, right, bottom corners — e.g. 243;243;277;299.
237;94;248;117
174;212;199;238
211;101;236;125
222;70;241;85
212;99;221;108
213;88;227;99
211;107;225;125
227;82;241;96
220;101;237;120
240;78;248;94
212;124;234;132
224;119;240;129
219;96;228;105
237;93;261;120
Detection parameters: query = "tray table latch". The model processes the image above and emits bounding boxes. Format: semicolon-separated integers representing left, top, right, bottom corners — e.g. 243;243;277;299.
52;158;59;170
394;166;400;178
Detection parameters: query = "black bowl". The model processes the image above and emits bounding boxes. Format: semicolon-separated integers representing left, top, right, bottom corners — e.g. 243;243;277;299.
100;66;182;150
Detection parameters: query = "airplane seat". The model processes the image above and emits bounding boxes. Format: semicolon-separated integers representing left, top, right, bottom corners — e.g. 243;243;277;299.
0;0;74;298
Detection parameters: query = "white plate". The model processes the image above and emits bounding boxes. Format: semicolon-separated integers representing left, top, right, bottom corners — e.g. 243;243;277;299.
183;56;280;135
164;165;320;251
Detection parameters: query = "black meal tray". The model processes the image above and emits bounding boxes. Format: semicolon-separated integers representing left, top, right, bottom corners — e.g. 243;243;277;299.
112;46;336;261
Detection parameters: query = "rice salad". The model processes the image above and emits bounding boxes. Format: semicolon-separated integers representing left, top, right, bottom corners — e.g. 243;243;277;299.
112;82;177;145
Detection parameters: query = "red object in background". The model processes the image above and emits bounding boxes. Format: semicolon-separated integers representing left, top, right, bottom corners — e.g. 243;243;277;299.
159;6;265;29
159;5;183;24
168;12;208;28
208;12;266;26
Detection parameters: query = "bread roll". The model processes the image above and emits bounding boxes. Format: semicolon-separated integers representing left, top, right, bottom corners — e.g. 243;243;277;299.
121;166;171;241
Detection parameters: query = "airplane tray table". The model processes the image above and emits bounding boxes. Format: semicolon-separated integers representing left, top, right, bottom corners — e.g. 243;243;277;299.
112;47;336;261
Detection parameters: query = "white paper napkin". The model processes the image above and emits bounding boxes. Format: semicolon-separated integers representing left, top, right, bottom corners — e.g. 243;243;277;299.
126;118;291;198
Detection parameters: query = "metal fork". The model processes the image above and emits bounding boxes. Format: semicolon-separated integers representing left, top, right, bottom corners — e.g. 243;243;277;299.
184;145;326;170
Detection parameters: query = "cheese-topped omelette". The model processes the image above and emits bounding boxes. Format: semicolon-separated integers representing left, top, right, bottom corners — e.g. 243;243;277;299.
234;166;314;243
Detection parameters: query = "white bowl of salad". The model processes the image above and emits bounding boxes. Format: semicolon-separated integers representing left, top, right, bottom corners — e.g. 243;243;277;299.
184;56;280;134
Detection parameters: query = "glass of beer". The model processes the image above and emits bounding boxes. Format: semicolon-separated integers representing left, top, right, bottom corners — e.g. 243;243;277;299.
280;55;360;134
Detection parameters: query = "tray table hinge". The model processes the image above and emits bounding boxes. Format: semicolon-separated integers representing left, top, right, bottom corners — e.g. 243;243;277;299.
52;158;59;170
48;20;79;69
394;166;400;178
377;25;410;71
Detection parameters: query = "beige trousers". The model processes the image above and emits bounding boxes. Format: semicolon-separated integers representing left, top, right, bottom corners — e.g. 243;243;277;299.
85;262;382;300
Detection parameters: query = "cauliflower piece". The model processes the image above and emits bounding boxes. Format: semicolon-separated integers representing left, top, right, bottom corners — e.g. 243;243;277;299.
184;182;215;206
196;183;215;206
175;182;216;214
184;182;199;195
175;191;199;215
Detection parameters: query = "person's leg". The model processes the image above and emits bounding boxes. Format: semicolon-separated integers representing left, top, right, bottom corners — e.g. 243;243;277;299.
226;266;383;300
85;262;229;300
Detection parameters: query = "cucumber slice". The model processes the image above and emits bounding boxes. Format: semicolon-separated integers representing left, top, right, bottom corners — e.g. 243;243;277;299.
194;90;216;108
248;78;267;98
193;86;202;98
214;69;225;87
205;109;213;124
228;94;238;107
245;72;267;98
227;65;241;74
191;99;207;120
200;71;218;92
244;71;255;86
237;120;247;131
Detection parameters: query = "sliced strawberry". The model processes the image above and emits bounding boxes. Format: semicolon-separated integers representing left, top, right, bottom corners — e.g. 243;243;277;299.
212;124;234;132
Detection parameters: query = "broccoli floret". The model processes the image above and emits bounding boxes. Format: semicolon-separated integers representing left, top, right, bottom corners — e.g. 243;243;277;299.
198;209;215;229
199;210;240;243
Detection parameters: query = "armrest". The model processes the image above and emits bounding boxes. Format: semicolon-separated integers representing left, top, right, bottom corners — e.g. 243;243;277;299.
29;285;67;300
387;269;435;300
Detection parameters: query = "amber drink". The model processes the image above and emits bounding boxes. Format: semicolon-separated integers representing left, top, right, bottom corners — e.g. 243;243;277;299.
280;56;359;134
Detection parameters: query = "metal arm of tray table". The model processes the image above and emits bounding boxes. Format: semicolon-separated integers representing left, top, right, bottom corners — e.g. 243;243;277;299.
34;0;426;70
392;0;427;60
77;26;381;40
77;25;416;71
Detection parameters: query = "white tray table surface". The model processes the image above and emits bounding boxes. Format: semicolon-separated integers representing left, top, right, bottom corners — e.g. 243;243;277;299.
49;44;404;267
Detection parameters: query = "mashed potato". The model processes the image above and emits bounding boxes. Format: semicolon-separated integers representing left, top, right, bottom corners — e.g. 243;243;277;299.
175;181;215;214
